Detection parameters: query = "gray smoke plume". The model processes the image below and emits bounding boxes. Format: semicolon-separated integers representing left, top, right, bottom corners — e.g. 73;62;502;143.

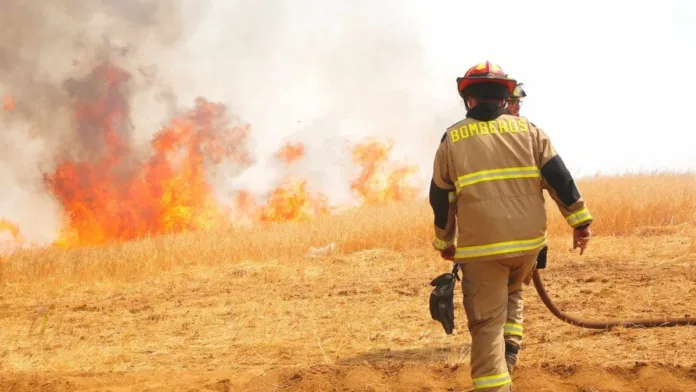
0;0;453;246
0;0;204;246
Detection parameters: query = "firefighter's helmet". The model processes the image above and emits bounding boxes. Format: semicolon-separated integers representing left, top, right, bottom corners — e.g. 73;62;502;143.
456;61;517;101
510;83;527;99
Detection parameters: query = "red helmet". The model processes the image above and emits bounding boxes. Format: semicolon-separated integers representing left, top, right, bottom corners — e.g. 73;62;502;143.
456;61;517;100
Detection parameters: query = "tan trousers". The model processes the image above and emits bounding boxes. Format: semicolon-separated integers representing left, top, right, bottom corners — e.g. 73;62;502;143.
460;253;538;391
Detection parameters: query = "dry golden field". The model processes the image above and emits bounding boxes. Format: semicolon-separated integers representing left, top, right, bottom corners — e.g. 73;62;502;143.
2;172;696;391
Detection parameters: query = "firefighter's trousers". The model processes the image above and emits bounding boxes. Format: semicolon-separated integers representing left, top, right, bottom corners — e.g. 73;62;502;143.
459;252;538;391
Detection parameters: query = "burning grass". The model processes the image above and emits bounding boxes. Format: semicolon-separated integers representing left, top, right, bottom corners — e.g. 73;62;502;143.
4;60;693;269
1;60;424;251
1;171;696;285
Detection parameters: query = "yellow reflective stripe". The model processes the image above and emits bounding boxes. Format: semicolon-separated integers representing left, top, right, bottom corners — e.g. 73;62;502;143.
432;238;454;251
566;207;592;227
473;371;512;389
504;322;523;336
448;191;456;203
456;166;540;191
455;234;546;259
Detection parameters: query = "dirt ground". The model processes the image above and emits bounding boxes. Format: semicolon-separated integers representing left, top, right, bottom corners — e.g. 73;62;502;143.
4;363;696;391
2;232;696;391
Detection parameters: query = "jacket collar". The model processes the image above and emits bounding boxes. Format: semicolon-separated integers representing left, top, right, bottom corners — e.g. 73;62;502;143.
465;103;508;121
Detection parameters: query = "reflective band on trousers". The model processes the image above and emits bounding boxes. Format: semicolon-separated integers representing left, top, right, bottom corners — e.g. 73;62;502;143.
566;207;592;227
455;234;547;259
456;166;540;192
473;371;512;389
504;322;523;337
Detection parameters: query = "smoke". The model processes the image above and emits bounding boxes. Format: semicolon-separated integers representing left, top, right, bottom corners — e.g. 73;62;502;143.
0;0;204;245
164;0;448;206
0;0;453;245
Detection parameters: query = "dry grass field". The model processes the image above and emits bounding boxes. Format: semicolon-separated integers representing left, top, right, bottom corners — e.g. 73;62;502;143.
2;172;696;391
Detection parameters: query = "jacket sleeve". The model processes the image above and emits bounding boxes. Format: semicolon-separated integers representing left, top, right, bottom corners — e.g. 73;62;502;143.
534;126;593;229
429;137;458;250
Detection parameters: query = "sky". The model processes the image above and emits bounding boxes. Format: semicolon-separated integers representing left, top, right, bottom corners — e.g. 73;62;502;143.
416;0;696;177
168;0;695;182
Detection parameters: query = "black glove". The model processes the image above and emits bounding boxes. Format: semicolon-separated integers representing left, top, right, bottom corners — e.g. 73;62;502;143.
429;264;460;335
536;246;548;269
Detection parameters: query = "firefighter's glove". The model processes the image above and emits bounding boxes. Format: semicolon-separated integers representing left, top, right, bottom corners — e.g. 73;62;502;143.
536;245;548;269
429;265;460;335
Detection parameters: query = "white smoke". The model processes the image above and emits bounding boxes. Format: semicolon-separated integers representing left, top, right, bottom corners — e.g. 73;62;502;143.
161;0;454;206
0;0;460;245
0;118;63;245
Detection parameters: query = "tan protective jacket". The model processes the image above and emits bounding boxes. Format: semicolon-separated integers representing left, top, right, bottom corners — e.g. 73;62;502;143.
430;109;592;263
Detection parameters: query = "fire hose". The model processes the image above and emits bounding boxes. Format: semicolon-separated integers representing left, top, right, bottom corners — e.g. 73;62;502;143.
430;262;696;335
532;269;696;329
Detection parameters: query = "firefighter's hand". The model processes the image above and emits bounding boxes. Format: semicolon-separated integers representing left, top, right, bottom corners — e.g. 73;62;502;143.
573;226;591;255
440;245;455;261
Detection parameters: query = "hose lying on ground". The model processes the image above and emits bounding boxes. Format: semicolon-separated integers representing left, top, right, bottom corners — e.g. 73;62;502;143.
532;270;696;329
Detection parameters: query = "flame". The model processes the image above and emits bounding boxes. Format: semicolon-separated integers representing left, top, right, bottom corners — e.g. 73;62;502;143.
259;179;331;222
350;138;419;204
275;142;305;165
256;138;420;222
0;219;23;257
0;219;21;240
0;61;422;250
198;141;333;224
43;62;252;248
3;95;15;112
258;142;331;222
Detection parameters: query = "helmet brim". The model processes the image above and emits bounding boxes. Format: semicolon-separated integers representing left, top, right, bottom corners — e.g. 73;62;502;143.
458;78;516;97
458;79;517;100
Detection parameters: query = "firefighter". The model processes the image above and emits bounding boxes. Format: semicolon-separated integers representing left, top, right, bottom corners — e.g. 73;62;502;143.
503;79;536;371
506;82;526;116
429;61;592;391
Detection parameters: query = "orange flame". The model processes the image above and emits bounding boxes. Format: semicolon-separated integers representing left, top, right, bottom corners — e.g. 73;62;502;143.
257;142;331;222
0;219;23;258
259;179;331;222
3;95;15;112
43;62;252;248
0;219;21;240
350;138;419;204
0;62;422;249
275;142;305;165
